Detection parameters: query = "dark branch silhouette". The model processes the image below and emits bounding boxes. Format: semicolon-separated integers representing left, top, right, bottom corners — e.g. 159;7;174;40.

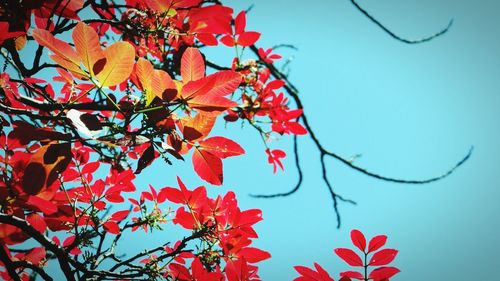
247;19;471;226
350;0;453;44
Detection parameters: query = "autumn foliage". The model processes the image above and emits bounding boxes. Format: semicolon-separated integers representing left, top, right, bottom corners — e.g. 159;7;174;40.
294;230;400;281
0;0;398;280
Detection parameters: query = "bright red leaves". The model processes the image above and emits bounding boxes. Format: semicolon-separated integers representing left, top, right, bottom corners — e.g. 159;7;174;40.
193;137;245;185
294;263;334;281
221;11;261;47
0;1;355;280
135;177;270;279
334;248;363;267
178;47;240;113
336;230;399;280
294;230;400;281
266;149;286;173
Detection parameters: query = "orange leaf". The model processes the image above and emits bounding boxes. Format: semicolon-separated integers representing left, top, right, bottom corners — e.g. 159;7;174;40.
181;47;205;82
15;35;27;51
206;70;242;97
135;58;154;92
135;58;154;104
192;149;223;185
152;69;175;99
50;54;86;78
73;22;105;77
95;41;135;87
180;76;215;99
32;28;82;74
188;94;237;113
32;28;80;64
181;113;216;142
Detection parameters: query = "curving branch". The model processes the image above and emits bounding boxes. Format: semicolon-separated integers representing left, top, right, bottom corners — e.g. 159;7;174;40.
250;135;303;198
248;45;472;228
350;0;453;44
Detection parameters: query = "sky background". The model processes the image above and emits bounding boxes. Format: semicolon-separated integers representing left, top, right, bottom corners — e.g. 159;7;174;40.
178;0;499;280
14;0;500;280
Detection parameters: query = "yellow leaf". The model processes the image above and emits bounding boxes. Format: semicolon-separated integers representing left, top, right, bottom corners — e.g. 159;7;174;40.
95;42;135;88
73;22;105;77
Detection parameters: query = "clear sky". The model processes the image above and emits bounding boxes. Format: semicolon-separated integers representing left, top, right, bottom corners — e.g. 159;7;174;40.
169;0;499;280
21;0;500;280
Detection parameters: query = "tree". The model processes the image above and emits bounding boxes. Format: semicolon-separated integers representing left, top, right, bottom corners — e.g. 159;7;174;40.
0;0;470;280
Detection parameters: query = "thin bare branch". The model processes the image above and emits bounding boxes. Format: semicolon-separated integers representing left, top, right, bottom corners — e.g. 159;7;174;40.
250;135;303;198
248;42;472;227
350;0;453;44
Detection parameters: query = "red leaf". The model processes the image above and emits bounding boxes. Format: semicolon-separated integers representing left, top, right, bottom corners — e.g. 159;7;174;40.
110;210;130;222
180;76;216;99
368;235;387;253
173;207;197;229
206;70;242;97
181;113;216;142
103;221;120;234
158;187;184;205
198;137;244;159
294;265;319;280
350;229;366;252
63;235;76;247
369;249;398;266
82;161;100;174
220;35;235;47
368;267;400;281
314;263;334;281
27;196;58;215
181;47;205;82
334;248;363;267
238;247;271;263
26;213;47;233
340;271;364;280
24;247;46;265
197;33;218;46
293;263;334;281
234;11;246;35
237;31;260;47
188;93;237;113
238;209;263;227
192;149;223;185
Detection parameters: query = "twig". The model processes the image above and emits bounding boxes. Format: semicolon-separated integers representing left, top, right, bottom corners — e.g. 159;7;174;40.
248;43;472;227
350;0;453;44
250;135;303;198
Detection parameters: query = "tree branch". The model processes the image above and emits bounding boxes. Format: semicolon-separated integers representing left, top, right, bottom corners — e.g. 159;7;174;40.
0;245;21;281
0;214;76;281
350;0;453;44
12;261;54;281
248;44;472;227
250;135;303;198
